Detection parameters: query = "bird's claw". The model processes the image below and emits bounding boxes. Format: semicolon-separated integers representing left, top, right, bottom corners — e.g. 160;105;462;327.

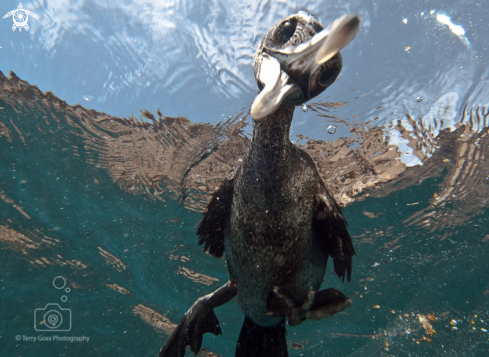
266;285;352;326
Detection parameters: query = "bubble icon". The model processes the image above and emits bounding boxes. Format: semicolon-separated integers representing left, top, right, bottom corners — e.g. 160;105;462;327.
53;276;66;289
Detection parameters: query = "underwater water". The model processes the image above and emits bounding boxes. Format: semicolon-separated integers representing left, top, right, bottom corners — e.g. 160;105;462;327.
1;0;489;356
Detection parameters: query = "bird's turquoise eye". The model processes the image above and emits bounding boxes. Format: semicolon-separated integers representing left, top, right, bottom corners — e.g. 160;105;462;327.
281;21;296;41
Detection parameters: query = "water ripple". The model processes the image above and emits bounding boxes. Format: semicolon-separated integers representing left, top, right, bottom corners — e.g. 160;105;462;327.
23;0;371;119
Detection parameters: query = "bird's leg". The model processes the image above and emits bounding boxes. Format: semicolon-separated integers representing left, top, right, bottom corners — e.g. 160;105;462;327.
159;280;238;357
266;285;351;326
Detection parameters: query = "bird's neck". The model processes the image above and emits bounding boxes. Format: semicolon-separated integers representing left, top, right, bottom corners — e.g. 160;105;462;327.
249;105;295;166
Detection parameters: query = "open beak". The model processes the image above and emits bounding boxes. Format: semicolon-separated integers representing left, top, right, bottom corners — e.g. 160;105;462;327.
251;14;361;120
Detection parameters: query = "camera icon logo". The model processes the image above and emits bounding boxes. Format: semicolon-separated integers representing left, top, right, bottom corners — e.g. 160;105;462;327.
34;303;72;332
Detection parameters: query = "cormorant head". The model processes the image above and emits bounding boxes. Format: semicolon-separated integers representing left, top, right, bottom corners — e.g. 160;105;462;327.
251;12;360;119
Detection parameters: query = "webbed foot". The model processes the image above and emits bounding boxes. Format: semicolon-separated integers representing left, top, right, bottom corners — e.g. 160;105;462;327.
266;285;351;326
159;280;237;357
159;298;221;357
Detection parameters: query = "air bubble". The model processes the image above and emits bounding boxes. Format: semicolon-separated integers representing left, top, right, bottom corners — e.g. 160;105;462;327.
301;104;308;112
416;96;423;102
327;125;336;134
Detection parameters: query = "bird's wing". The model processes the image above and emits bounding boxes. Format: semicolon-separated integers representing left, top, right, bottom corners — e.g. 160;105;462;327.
3;10;14;19
313;187;355;282
196;177;235;258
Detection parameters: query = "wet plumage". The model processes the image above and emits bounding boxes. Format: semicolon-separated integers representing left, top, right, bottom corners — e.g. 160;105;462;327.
160;11;359;357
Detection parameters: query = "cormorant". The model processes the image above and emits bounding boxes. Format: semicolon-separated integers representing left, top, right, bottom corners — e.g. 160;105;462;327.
159;11;360;357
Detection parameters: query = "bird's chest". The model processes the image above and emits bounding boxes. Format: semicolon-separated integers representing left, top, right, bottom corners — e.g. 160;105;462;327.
226;171;315;280
231;189;310;243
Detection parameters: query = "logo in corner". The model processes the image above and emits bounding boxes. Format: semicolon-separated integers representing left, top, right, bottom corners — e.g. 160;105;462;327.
3;3;38;32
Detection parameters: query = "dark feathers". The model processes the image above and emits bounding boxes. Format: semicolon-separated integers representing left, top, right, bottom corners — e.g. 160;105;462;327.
313;191;355;282
197;178;234;258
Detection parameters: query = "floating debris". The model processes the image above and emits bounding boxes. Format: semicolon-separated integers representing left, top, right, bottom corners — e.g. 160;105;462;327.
418;314;436;336
327;125;336;134
438;311;450;319
374;305;380;309
405;46;411;53
291;342;304;349
426;313;437;322
414;335;433;343
363;211;378;218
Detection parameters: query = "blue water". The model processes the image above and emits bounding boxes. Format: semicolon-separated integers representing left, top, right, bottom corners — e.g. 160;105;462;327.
1;72;488;356
1;0;489;356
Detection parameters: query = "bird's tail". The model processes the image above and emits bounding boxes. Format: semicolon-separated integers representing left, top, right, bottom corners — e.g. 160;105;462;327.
235;315;288;357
